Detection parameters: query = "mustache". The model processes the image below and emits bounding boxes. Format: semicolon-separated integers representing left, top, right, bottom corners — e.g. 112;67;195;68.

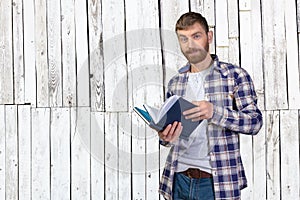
186;48;205;54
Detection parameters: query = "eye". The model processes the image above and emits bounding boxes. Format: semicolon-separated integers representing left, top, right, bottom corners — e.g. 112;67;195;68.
193;34;202;40
179;36;188;43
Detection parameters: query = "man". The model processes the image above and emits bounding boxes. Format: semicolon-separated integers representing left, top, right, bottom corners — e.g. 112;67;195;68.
158;12;263;200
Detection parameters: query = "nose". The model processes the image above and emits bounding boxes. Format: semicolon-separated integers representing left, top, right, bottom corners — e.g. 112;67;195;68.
187;38;195;48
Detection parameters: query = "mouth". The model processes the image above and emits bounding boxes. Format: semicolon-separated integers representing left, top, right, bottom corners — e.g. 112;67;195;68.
186;49;200;54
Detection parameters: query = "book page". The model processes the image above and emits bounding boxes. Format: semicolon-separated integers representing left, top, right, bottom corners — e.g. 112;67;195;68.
143;105;159;123
157;95;180;122
144;95;180;124
133;107;151;125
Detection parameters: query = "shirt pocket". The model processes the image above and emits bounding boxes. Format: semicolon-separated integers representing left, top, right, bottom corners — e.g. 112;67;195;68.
207;93;235;109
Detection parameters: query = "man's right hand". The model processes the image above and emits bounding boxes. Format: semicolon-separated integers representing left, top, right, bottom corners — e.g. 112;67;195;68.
158;121;182;143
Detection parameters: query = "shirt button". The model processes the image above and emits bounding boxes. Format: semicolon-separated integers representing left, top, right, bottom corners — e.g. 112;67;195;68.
210;152;215;161
205;94;209;100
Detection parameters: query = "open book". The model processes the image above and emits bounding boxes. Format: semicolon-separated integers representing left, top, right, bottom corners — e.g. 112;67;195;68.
133;95;202;140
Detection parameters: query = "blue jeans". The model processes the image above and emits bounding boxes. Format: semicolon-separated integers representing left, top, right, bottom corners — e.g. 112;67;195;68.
172;172;215;200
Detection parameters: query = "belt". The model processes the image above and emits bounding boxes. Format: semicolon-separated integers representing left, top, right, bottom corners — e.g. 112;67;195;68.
180;168;212;179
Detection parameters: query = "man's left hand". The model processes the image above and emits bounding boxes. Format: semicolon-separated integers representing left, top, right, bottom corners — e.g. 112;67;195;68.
182;100;213;121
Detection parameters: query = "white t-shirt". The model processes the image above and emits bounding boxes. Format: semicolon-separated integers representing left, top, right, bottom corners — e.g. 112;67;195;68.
176;67;212;174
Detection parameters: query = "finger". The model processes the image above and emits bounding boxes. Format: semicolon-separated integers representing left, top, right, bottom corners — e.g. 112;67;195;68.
169;121;178;134
170;123;183;142
174;122;182;135
161;124;172;136
165;122;178;141
182;107;200;116
187;111;210;121
167;122;182;142
184;110;204;119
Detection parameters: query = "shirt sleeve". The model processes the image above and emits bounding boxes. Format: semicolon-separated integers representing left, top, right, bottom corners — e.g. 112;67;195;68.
209;68;263;135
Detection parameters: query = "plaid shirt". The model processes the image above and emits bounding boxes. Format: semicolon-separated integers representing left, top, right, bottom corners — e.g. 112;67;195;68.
159;55;263;200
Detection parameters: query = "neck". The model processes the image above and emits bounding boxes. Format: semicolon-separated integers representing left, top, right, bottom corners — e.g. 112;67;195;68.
190;54;213;73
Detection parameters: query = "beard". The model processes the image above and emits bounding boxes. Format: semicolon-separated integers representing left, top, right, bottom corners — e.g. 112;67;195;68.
181;43;210;64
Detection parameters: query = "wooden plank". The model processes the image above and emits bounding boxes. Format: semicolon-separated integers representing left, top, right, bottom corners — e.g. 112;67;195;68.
32;108;50;200
203;0;215;29
250;0;265;110
88;0;105;111
5;106;18;200
190;0;204;13
13;0;25;104
61;0;76;107
75;0;89;107
297;0;300;32
35;0;49;107
105;113;119;199
160;1;189;31
160;0;189;84
262;0;288;110
253;111;267;200
215;0;229;61
125;0;164;110
0;106;5;199
228;1;239;65
146;127;160;199
228;0;239;38
118;113;132;200
24;0;36;106
50;108;70;199
102;0;127;112
215;0;229;47
91;112;105;200
239;11;253;75
273;0;288;110
0;0;13;104
240;136;254;199
228;38;239;65
18;105;31;200
71;107;90;199
285;0;300;109
47;0;62;107
266;111;280;200
239;0;251;11
280;110;300;199
131;112;146;199
216;46;229;63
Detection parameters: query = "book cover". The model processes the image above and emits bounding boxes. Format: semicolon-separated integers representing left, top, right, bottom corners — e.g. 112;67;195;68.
133;96;202;140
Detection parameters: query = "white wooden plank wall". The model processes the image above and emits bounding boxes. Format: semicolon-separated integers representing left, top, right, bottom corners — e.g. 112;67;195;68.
0;0;300;200
0;0;13;104
24;0;37;106
47;0;62;107
35;0;49;107
88;0;105;112
61;0;76;107
13;0;25;105
18;105;31;200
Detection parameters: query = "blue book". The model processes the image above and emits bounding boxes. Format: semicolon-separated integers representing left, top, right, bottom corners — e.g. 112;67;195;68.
133;95;202;140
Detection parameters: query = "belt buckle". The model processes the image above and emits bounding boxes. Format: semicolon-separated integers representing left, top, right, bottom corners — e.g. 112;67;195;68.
187;170;192;178
187;169;200;179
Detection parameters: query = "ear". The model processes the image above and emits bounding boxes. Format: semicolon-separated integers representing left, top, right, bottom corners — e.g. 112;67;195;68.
207;31;213;44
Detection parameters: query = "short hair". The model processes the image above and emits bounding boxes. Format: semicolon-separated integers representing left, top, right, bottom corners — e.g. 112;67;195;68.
175;12;209;33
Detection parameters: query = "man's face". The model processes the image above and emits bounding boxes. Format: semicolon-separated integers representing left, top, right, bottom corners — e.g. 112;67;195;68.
177;23;213;64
